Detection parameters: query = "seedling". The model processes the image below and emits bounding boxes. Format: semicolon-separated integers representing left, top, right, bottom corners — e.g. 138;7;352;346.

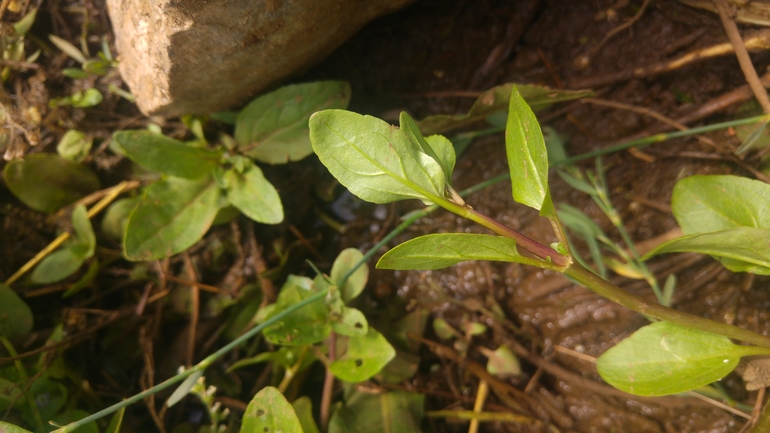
308;85;770;397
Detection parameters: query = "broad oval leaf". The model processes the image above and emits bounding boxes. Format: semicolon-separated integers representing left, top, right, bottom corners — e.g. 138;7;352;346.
30;246;88;284
399;112;455;183
124;176;226;261
506;85;548;211
596;321;770;396
310;110;445;205
263;276;331;346
643;227;770;275
4;154;100;214
377;233;543;271
226;165;283;224
328;388;424;433
113;131;222;179
330;248;368;302
241;386;302;433
235;81;351;164
417;83;593;135
0;283;33;339
331;307;368;337
330;328;396;383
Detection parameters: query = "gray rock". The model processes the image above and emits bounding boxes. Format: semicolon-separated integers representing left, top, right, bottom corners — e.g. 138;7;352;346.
107;0;414;116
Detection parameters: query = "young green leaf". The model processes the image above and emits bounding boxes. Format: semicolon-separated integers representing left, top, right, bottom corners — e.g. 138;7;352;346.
0;283;33;339
50;89;103;108
241;386;303;433
330;328;396;382
235;81;351;164
13;8;37;36
672;175;770;234
113;131;222;179
56;130;92;163
417;83;593;135
506;85;549;211
331;307;369;337
328;387;424;433
72;205;96;255
292;396;320;433
226;165;283;224
30;245;89;284
167;370;203;407
4;154;100;214
377;233;544;271
124;176;226;261
330;248;368;302
263;276;331;346
596;321;770;396
643;227;770;275
49;35;87;63
481;345;521;378
399;112;456;183
309;110;445;205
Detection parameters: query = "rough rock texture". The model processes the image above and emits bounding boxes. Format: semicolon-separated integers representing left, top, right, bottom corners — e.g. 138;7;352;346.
107;0;414;116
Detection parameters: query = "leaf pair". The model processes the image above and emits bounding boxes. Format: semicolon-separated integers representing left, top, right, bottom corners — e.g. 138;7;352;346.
644;175;770;274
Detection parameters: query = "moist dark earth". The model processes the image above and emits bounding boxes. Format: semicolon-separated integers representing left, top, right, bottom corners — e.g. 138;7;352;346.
3;0;770;432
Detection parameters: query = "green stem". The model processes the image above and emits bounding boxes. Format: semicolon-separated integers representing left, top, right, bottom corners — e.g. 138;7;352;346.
564;262;770;347
51;289;329;433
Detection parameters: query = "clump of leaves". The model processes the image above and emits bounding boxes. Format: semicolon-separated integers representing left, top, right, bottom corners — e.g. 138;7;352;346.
309;85;770;398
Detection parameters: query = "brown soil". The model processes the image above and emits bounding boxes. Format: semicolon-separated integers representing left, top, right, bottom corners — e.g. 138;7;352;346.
3;0;770;432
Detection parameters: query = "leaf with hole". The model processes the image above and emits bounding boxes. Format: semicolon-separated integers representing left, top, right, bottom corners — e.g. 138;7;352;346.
506;85;549;211
4;154;100;214
377;233;544;271
241;386;302;433
124;176;226;261
235;81;351;164
310;109;445;205
596;321;770;396
400;112;455;183
113;131;222;179
417;83;593;135
263;276;331;346
331;307;368;337
643;227;770;275
0;283;33;339
330;327;395;382
330;248;368;302
225;165;283;224
56;130;92;163
328;386;424;433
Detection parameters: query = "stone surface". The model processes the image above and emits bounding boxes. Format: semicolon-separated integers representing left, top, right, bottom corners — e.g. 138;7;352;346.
107;0;414;116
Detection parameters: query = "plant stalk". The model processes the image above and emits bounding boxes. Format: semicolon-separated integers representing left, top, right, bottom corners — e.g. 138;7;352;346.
564;262;770;347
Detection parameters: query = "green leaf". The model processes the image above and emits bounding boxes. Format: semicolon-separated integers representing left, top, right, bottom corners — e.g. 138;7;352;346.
328;387;424;433
331;307;368;337
167;370;203;407
263;276;331;346
30;378;67;419
113;131;222;179
235;81;351;164
226;165;283;224
309;110;445;205
101;198;139;241
399;112;455;183
241;386;302;433
56;130;93;163
105;407;126;433
643;227;770;275
291;397;320;433
0;377;24;411
0;421;33;433
596;321;770;396
124;176;225;261
0;284;33;339
506;85;548;211
50;89;103;108
672;175;770;233
30;245;88;284
4;154;100;213
330;248;368;302
417;83;593;135
330;328;396;382
377;233;543;271
13;8;37;36
483;345;521;378
72;205;96;256
49;35;86;63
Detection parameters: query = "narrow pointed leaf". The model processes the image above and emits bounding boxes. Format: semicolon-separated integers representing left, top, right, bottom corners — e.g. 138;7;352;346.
310;110;445;204
377;233;542;271
226;165;283;224
105;407;126;433
330;328;396;382
167;370;203;407
0;283;33;339
506;85;548;210
235;81;351;164
124;176;225;261
399;112;455;183
72;205;96;256
596;321;770;396
241;387;302;433
49;35;86;63
642;227;770;275
114;131;222;179
330;248;368;302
